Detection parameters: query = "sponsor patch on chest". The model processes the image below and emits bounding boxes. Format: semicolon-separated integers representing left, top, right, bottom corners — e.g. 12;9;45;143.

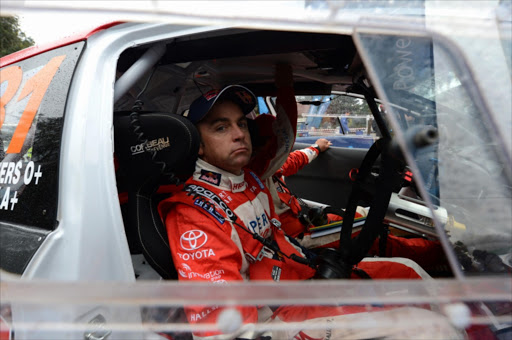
249;171;265;190
194;199;225;224
231;180;247;193
184;184;237;222
199;170;222;186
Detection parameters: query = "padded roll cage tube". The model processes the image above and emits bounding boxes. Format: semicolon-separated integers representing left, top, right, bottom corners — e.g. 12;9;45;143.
114;43;166;103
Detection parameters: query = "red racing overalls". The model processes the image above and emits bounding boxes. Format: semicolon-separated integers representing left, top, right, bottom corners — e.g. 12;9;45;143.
158;159;316;338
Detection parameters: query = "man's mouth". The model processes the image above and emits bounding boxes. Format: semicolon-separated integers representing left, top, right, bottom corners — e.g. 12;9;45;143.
232;146;249;154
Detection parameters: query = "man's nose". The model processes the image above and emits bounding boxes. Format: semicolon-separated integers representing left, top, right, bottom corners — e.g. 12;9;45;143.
232;124;246;140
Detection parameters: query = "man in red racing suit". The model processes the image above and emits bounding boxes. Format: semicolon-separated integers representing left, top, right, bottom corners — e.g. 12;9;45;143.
158;66;462;340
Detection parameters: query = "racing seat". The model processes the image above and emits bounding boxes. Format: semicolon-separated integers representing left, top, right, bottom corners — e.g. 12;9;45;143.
114;111;200;279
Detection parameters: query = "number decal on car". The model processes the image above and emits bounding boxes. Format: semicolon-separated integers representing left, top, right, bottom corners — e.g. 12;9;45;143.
0;55;66;154
0;65;22;129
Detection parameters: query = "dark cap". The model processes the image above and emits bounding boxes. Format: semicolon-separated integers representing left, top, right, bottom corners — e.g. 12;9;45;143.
183;85;256;124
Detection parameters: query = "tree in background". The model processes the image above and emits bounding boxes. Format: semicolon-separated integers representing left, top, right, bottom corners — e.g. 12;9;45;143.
326;95;369;128
1;15;34;58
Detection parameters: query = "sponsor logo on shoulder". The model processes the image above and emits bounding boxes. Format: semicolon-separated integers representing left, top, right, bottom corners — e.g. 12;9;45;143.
199;170;222;186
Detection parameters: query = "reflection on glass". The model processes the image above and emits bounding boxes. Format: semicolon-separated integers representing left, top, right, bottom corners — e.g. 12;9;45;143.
357;32;512;277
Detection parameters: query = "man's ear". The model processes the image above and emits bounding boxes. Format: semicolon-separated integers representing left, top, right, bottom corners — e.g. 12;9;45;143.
198;142;204;157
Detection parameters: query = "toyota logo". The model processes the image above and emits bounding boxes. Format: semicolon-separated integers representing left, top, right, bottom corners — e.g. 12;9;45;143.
180;230;208;250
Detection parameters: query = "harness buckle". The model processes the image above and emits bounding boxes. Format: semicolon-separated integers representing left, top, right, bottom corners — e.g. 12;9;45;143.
270;218;282;229
256;245;275;261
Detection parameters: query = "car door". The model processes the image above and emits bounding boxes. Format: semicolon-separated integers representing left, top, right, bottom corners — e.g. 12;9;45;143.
286;142;370;209
0;42;84;275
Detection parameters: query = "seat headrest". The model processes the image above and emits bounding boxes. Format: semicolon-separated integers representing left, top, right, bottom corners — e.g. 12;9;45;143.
114;112;200;189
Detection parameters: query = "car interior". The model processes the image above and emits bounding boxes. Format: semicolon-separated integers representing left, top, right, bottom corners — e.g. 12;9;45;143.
112;27;455;283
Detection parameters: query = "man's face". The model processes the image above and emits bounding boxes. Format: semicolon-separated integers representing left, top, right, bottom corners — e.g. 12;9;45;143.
196;100;252;175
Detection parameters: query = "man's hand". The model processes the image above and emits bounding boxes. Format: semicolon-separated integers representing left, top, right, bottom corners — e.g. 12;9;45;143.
275;63;293;88
315;138;331;152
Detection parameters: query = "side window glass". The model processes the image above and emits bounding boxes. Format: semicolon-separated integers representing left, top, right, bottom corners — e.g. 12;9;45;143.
1;42;84;231
356;33;512;276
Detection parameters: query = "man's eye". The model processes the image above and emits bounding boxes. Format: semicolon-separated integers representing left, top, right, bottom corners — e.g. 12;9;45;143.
239;121;248;129
215;125;226;132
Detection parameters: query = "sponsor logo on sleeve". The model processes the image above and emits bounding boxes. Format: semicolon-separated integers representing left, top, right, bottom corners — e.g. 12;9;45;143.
180;230;208;250
177;230;216;261
179;264;225;281
178;263;193;278
177;249;216;261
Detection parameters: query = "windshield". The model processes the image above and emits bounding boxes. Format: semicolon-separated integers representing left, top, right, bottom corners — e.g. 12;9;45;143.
260;94;377;149
356;32;512;277
295;94;376;149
